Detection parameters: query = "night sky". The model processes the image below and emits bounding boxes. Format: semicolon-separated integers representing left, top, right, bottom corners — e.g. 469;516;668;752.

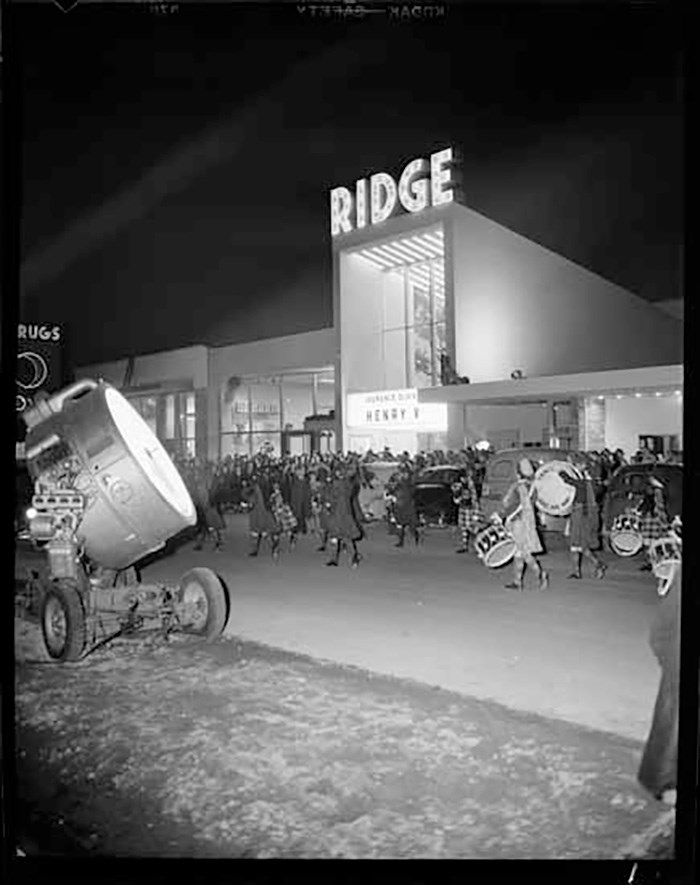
14;2;683;367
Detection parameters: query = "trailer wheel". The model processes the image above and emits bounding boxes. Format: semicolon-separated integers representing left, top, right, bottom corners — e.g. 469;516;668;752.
41;583;86;662
178;568;228;640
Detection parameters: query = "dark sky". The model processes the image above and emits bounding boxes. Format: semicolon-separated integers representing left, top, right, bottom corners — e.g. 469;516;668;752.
14;2;683;366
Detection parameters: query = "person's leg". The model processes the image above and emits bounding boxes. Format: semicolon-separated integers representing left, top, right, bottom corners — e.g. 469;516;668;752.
583;547;606;579
395;525;406;548
456;516;468;553
350;539;362;567
326;538;340;566
271;533;281;562
249;533;262;557
526;552;548;590
504;555;525;591
567;547;582;579
317;530;328;553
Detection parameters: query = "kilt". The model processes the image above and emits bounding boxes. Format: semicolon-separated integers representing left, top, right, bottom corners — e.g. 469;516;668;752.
273;503;298;533
638;512;670;546
458;505;484;533
568;503;600;551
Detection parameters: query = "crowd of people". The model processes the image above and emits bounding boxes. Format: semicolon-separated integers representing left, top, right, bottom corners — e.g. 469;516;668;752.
172;442;679;579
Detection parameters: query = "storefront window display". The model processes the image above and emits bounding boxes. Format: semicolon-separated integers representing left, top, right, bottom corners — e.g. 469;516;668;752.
220;371;334;456
281;374;313;431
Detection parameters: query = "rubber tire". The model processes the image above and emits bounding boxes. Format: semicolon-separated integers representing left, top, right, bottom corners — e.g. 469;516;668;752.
178;567;228;640
41;583;86;662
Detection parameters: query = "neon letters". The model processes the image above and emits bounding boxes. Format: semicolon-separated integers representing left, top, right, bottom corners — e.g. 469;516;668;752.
330;147;456;237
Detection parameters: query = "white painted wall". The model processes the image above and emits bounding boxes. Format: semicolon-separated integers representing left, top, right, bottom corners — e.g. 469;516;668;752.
463;403;549;445
209;328;335;388
605;395;683;456
77;345;209;390
449;205;682;383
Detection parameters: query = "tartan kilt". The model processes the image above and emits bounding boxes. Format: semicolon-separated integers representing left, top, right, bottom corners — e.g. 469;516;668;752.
273;504;298;533
638;512;670;546
458;505;484;532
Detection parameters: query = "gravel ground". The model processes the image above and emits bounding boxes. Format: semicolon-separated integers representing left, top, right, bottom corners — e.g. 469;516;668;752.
14;617;673;860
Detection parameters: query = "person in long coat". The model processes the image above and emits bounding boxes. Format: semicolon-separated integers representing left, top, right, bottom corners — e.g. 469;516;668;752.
326;466;364;568
287;466;312;540
638;560;681;806
559;455;606;580
243;473;279;558
193;462;226;551
391;463;421;548
498;458;549;592
313;467;334;552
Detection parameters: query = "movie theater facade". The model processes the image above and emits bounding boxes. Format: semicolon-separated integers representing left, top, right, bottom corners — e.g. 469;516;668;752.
76;147;683;461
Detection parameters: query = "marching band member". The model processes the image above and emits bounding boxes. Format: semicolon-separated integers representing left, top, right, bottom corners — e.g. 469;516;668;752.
391;462;421;548
326;464;364;568
636;475;671;571
453;468;481;554
497;458;549;592
559;455;607;580
243;473;279;559
270;480;298;558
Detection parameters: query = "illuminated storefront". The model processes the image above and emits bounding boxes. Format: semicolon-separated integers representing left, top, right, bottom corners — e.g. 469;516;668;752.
331;147;683;455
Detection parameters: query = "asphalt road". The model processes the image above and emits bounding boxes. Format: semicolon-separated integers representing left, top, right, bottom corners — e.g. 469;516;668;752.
137;515;661;743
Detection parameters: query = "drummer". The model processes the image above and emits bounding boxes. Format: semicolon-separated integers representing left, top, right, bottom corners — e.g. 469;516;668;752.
559;454;607;580
637;475;671;572
497;458;549;592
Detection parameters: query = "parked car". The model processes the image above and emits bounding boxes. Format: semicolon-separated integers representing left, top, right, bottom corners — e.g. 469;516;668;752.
601;462;682;534
357;461;402;521
413;464;463;526
480;447;600;532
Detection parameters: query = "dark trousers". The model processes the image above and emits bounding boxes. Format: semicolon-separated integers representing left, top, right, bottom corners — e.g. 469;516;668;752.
638;656;679;798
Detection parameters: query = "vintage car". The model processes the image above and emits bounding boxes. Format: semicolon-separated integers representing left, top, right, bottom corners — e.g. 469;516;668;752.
413;464;464;526
601;462;682;534
479;447;601;532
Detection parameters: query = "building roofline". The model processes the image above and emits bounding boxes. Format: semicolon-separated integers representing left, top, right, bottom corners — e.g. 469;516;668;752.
418;365;683;405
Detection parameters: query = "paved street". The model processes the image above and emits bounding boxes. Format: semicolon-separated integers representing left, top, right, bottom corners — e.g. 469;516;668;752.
142;515;661;743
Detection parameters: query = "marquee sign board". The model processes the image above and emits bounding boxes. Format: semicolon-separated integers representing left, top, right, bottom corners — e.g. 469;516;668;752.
346;388;447;432
330;147;458;237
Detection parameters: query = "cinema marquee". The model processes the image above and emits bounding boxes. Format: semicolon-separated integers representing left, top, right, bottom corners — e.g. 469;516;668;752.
330;147;457;237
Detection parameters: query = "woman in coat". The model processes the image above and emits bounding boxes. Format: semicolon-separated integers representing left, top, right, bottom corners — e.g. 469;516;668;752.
287;466;312;539
243;473;280;558
326;465;364;568
498;458;549;592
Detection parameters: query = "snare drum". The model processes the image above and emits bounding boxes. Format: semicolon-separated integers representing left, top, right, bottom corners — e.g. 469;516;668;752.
609;514;643;557
475;524;516;569
649;535;682;583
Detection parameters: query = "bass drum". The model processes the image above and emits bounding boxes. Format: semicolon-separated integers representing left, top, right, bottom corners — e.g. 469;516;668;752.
533;460;582;518
23;380;196;571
